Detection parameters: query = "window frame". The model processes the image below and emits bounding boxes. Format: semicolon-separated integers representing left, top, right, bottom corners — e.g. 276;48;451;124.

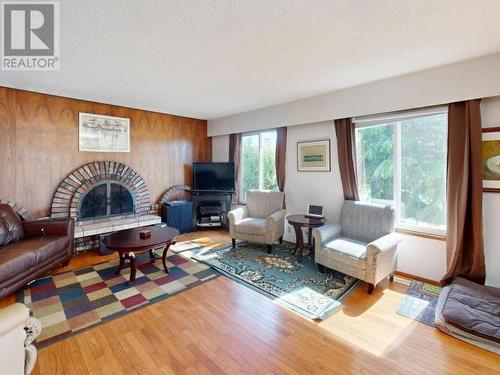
240;128;278;203
354;107;448;237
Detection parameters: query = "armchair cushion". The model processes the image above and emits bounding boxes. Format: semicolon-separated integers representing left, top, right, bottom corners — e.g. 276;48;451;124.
247;191;284;218
324;238;368;259
235;218;268;235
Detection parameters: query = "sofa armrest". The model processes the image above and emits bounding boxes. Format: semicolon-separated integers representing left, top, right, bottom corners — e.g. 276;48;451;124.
312;223;342;252
0;303;29;338
267;209;286;224
22;218;75;239
227;206;248;224
366;232;400;257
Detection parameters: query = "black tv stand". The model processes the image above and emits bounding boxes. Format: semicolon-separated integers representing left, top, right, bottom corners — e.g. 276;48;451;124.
192;191;233;230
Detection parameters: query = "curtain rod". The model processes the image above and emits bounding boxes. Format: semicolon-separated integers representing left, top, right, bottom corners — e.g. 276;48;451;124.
353;105;448;125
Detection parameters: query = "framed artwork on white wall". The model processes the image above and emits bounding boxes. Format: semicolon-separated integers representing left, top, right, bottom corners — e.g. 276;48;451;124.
79;112;130;153
297;139;331;172
482;127;500;192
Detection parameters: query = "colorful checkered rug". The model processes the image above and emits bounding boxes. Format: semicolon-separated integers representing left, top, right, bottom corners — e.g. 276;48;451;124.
16;252;219;347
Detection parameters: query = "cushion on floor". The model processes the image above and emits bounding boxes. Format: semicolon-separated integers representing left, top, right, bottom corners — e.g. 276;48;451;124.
435;277;500;354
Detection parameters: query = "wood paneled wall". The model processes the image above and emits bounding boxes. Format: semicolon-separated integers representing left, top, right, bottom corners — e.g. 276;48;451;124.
0;87;211;217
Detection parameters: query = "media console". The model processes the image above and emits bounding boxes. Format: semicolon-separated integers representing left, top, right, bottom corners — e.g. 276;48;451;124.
191;191;233;230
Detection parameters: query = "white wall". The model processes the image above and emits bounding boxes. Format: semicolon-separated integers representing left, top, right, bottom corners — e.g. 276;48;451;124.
396;236;446;282
481;96;500;287
208;53;500;136
212;134;230;162
283;121;344;239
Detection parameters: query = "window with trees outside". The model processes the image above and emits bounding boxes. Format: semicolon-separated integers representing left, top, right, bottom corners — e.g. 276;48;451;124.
240;130;278;202
354;107;448;235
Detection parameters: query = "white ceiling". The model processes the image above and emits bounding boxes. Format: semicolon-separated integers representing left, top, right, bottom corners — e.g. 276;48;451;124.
1;0;500;120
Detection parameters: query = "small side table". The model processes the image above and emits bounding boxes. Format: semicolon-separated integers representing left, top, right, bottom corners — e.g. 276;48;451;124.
286;214;326;263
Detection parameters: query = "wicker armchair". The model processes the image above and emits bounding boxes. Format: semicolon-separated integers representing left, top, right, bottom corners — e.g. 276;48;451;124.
313;200;400;293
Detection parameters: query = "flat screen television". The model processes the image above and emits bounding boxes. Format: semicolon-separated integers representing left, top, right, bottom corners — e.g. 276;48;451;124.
193;162;235;192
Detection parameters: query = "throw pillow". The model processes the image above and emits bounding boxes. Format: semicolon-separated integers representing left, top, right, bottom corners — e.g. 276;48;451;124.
0;218;8;246
0;204;25;245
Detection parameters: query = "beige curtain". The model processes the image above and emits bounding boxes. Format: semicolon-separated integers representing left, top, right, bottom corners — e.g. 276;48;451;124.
334;118;359;200
275;127;287;192
441;100;485;286
229;133;242;204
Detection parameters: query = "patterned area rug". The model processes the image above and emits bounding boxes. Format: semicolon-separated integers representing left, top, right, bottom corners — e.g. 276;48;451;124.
193;241;359;319
16;252;219;347
396;281;442;326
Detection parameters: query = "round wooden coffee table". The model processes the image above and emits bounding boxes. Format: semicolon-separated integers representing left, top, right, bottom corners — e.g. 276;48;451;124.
286;214;326;263
103;226;179;284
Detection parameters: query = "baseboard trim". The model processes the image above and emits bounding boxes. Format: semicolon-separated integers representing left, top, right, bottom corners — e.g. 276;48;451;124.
394;271;440;286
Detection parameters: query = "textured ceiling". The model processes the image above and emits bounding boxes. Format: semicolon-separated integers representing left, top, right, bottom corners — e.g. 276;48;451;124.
1;0;500;119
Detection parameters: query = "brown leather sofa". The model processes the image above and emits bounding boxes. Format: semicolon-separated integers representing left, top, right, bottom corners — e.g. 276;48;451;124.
0;204;74;298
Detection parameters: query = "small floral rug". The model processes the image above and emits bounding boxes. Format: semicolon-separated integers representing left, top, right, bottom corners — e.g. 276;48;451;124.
193;241;359;319
396;281;442;326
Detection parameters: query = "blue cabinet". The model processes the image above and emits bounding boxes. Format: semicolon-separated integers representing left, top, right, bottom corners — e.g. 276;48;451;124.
161;201;193;234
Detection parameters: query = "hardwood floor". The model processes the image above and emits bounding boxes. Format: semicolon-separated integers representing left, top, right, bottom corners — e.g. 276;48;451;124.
1;230;498;374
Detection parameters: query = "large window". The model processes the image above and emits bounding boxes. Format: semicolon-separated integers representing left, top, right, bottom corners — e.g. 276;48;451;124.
355;108;447;235
241;130;278;202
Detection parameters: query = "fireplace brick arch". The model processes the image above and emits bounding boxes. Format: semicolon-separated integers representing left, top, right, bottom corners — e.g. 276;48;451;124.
51;161;151;219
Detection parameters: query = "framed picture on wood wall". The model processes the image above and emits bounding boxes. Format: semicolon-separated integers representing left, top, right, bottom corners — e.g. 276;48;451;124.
79;112;131;153
482;127;500;192
297;139;331;171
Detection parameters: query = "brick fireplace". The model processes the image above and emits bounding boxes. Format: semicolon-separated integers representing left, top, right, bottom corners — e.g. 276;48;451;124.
51;161;161;251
